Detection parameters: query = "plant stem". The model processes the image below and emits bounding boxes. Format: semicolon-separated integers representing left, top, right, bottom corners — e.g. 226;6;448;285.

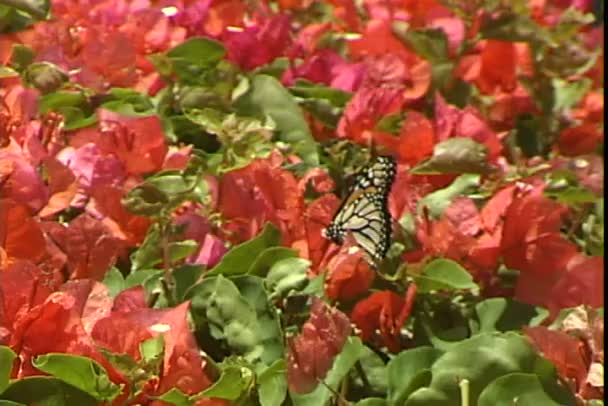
355;360;372;393
459;378;470;406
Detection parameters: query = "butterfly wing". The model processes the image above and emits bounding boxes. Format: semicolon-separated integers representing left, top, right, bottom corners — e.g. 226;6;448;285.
324;156;396;265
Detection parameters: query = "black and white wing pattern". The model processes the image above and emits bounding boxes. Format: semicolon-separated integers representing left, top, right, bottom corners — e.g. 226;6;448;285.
324;155;396;264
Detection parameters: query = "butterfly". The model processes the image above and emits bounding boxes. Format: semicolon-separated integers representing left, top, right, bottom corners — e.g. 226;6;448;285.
323;155;396;265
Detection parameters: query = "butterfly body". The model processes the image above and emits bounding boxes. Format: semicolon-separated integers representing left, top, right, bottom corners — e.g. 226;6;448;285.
324;156;396;264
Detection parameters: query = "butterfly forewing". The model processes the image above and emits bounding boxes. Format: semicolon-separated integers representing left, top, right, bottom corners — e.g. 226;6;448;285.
324;156;396;265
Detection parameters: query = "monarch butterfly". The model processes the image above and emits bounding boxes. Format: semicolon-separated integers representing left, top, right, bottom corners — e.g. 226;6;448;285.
324;155;396;265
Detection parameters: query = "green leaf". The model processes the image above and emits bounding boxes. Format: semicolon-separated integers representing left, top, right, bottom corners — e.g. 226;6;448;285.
101;88;155;117
403;332;573;406
207;223;281;276
0;400;26;406
399;28;449;63
474;298;549;334
478;373;573;406
234;74;319;165
152;388;192;406
102;267;125;298
0;346;16;394
167;37;225;82
411;138;493;175
124;269;162;289
167;240;199;263
187;276;263;363
417;173;480;218
38;91;96;130
10;44;34;71
173;264;204;302
195;366;246;400
232;276;284;367
265;257;310;301
258;360;287;406
168;37;225;67
1;0;49;21
32;353;121;402
387;347;443;403
0;66;19;78
290;337;366;406
355;399;388;406
289;80;352;106
247;247;299;276
140;335;164;364
512;113;546;158
414;259;479;293
552;77;592;114
122;183;169;217
0;377;98;406
130;224;162;271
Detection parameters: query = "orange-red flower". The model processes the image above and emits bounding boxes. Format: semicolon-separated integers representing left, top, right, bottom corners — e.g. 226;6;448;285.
351;285;417;352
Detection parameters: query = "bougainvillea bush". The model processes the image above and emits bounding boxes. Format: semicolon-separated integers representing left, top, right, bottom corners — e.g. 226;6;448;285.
0;0;604;405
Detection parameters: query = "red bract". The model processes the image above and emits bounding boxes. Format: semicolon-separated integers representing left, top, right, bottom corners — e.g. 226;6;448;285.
515;254;604;316
92;290;213;398
43;213;121;280
337;85;406;145
434;93;503;161
524;325;602;401
351;285;417;353
287;297;351;394
282;49;367;92
0;260;54;345
88;184;152;245
558;123;604;156
500;183;577;275
217;156;304;244
375;110;435;166
325;241;375;301
0;199;46;263
291;194;341;274
38;157;79;218
223;15;292;71
0;144;49;212
76;110;168;176
8;281;124;383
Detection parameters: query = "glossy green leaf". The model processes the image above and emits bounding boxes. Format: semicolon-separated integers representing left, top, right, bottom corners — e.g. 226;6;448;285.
0;346;16;394
232;276;284;367
417;173;480;218
207;223;281;276
478;373;573;406
102;267;125;298
414;259;478;293
355;399;388;406
473;298;549;334
0;377;98;406
404;332;572;406
167;37;225;67
265;257;310;301
387;347;443;403
234;74;319;165
173;264;204;302
258;360;287;406
32;353;121;402
247;247;299;276
187;275;263;363
411;138;493;175
289;79;352;106
195;366;246;400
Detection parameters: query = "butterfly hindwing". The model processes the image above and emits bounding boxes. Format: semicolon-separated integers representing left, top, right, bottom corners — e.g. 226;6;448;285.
324;156;396;265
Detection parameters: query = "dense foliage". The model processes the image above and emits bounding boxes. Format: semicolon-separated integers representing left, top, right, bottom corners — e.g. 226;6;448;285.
0;0;604;405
